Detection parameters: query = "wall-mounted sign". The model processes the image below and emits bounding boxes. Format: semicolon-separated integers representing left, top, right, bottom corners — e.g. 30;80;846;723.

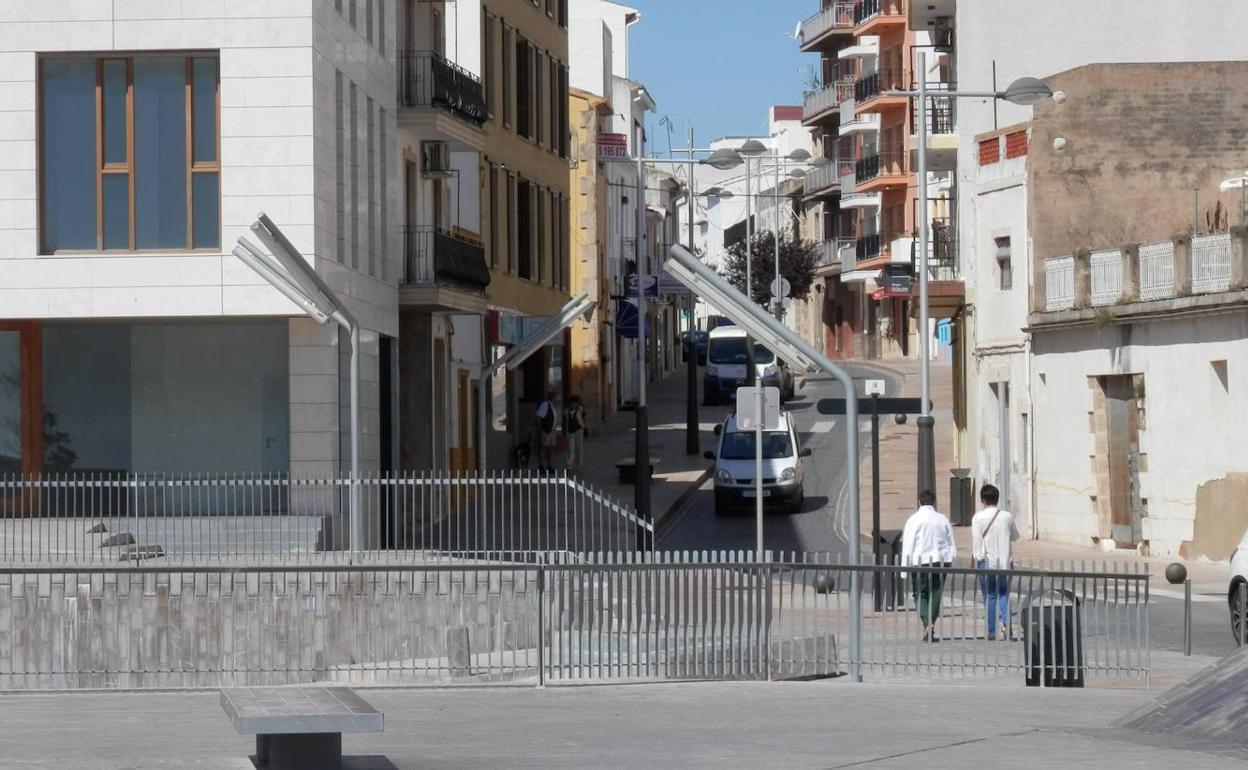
597;133;629;161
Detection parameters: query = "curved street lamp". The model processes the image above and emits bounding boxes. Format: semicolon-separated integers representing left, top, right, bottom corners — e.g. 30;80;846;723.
738;139;768;156
1000;76;1056;105
704;148;744;170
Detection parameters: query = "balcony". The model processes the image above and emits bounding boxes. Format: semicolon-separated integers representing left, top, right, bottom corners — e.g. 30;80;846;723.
855;150;906;190
854;0;907;35
911;217;959;283
1034;231;1248;323
803;161;843;198
817;237;853;270
402;226;491;309
856;234;883;262
909;0;955;31
803;78;855;126
799;2;856;52
854;67;908;113
397;51;488;150
908;87;958;172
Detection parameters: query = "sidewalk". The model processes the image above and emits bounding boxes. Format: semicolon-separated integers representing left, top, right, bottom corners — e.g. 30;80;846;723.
574;369;730;521
857;358;1228;591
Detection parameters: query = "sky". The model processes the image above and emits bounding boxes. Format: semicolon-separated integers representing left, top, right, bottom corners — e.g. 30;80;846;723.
627;0;815;155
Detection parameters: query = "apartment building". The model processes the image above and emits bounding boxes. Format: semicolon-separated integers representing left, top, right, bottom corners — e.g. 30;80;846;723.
0;2;399;480
947;0;1248;541
799;0;955;360
479;0;572;466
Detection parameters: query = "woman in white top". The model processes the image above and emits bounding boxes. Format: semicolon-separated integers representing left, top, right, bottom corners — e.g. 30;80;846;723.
971;484;1021;640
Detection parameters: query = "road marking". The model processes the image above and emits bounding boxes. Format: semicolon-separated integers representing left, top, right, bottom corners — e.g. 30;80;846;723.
810;420;837;434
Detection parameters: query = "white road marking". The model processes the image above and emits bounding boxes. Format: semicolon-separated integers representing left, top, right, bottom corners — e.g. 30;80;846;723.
810;420;837;434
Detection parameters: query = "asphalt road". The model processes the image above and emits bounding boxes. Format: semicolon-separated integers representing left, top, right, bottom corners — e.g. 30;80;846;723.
658;364;903;557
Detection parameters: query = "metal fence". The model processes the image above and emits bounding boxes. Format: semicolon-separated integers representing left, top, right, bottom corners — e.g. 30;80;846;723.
1046;256;1075;311
0;554;1150;690
0;473;650;565
1090;248;1124;307
1191;232;1231;294
800;1;855;44
1138;239;1175;301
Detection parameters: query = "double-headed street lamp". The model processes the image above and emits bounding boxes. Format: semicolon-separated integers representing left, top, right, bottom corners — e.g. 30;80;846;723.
887;57;1057;497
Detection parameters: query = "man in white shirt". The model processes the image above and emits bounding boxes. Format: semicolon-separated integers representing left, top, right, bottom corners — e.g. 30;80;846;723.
901;490;957;641
971;484;1021;640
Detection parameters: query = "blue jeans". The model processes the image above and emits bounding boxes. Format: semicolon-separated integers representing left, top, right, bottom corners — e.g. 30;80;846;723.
977;559;1010;637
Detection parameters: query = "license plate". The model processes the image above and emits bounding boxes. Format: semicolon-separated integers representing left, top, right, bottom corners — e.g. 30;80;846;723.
743;489;771;498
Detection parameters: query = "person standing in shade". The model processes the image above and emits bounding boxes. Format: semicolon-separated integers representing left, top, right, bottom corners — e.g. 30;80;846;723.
563;395;587;473
901;489;957;642
972;483;1020;640
534;391;558;474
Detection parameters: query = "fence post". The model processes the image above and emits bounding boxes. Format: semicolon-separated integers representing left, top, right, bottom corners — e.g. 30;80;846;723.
1120;243;1140;304
764;562;773;682
1172;233;1193;297
1229;225;1248;292
1072;249;1092;310
537;565;546;688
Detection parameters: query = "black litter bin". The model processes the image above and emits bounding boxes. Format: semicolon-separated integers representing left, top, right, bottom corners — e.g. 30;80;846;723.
1022;590;1085;687
949;469;974;526
874;529;906;612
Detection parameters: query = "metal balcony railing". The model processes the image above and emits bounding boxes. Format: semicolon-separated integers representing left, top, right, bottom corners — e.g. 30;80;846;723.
1192;232;1232;294
799;1;855;45
853;0;904;25
855;67;906;103
855;151;904;183
1090;248;1124;307
803;78;855;121
1045;257;1075;312
910;90;957;135
856;234;882;262
404;226;491;289
911;219;959;282
804;162;842;195
1138;240;1176;301
817;238;853;267
397;51;487;126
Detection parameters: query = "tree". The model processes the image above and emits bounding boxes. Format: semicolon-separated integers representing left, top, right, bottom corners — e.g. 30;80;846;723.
720;231;820;308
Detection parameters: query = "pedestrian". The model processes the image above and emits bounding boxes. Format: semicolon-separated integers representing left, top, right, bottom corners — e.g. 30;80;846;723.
901;489;957;642
971;483;1020;640
563;395;587;472
534;391;558;474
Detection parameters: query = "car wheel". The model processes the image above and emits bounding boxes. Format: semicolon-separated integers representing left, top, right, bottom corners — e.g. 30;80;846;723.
714;500;728;516
1231;581;1247;643
790;491;805;514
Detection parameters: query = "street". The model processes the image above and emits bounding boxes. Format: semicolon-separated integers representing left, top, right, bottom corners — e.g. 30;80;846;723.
659;364;903;556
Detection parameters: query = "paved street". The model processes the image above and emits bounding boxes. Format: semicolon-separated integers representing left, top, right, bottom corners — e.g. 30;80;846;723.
659;364;903;555
2;681;1243;769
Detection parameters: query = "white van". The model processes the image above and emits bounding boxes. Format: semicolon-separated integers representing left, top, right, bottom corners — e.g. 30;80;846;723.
702;326;793;405
704;411;810;515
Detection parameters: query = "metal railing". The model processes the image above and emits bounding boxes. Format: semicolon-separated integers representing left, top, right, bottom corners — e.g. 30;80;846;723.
803;78;855;121
855;67;906;103
856;150;904;184
856;233;882;262
799;1;856;45
804;162;842;195
0;555;1150;690
818;238;851;267
1090;248;1124;307
911;219;958;281
1191;232;1231;294
0;472;650;566
1138;240;1175;301
910;90;956;135
397;50;488;126
853;0;904;25
1046;256;1075;311
404;225;492;289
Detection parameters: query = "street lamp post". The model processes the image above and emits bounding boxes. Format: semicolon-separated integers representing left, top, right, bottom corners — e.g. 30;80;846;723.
887;65;1056;496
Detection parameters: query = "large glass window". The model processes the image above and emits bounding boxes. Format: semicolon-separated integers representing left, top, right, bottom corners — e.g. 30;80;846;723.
40;54;220;253
41;321;289;474
0;332;20;474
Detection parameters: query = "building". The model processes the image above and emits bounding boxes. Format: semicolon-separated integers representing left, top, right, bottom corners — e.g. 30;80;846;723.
479;0;573;466
0;2;399;481
1019;61;1248;559
948;0;1248;538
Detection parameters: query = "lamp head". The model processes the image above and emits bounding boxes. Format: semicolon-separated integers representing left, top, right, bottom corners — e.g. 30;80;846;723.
1001;76;1055;106
787;148;812;162
738;139;768;157
703;148;743;170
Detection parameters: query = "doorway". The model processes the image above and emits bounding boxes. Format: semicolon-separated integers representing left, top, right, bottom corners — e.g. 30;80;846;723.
1099;375;1143;547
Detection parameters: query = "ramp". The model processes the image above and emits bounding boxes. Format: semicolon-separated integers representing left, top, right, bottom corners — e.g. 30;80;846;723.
1114;646;1248;753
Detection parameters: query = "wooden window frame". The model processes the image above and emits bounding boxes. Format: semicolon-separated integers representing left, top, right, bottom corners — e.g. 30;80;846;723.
39;53;220;255
0;321;44;477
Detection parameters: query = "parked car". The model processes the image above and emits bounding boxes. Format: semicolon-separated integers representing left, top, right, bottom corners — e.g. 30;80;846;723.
704;410;810;515
1230;532;1248;641
681;330;709;366
703;326;793;405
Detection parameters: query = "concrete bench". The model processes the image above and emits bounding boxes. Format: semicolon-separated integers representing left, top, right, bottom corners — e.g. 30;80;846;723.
220;686;383;770
615;457;661;484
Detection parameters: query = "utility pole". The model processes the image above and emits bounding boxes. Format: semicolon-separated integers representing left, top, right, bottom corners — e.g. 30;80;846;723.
634;120;651;526
685;125;699;455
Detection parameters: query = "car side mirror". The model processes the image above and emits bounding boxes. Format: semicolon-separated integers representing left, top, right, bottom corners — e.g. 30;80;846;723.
703;451;717;461
800;448;813;458
713;425;722;436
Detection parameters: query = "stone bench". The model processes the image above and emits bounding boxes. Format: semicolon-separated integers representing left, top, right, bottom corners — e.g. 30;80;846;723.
220;686;383;770
615;457;661;484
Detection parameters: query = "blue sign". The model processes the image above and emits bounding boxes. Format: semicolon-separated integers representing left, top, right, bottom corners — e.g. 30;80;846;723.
936;318;953;347
615;299;650;339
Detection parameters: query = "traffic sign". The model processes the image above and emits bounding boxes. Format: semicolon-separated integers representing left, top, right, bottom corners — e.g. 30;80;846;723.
626;275;659;298
864;379;886;396
736;386;782;431
769;276;792;299
817;397;927;416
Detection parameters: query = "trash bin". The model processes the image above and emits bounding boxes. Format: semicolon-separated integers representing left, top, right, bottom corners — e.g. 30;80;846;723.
875;529;906;612
949;469;974;527
1022;590;1085;687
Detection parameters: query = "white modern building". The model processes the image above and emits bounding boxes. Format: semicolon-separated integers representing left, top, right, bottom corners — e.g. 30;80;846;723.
0;2;400;481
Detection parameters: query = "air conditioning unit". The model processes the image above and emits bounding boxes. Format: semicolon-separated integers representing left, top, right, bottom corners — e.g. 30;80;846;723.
422;141;451;177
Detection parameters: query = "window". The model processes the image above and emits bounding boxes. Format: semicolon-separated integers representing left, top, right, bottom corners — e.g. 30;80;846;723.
549;58;560;151
536;187;546;284
489;163;500;267
559;64;570;157
978;137;1000;166
507;173;517;272
516;38;532;138
349;0;357;27
365;0;373;42
535;51;546;147
517;181;533;279
1005;130;1028;159
379;107;388;281
558;0;568;27
335;71;345;263
350;82;360;269
366;97;376;277
377;0;386;54
40;55;220;253
501;25;513;127
483;13;496;117
995;236;1012;290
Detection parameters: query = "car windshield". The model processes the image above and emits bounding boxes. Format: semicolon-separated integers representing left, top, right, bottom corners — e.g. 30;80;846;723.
719;431;794;460
707;338;775;365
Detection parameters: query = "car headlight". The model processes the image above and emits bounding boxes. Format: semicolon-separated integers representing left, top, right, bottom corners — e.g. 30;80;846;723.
780;467;796;481
706;364;718;376
716;469;732;483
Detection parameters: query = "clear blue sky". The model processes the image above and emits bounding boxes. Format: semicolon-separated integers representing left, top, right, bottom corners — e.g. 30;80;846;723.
627;0;813;155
